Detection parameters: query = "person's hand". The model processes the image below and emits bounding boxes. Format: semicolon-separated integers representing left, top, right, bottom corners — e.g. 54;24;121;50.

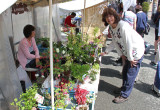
130;60;138;67
97;33;103;39
100;52;107;56
36;58;40;65
97;35;102;39
121;55;127;60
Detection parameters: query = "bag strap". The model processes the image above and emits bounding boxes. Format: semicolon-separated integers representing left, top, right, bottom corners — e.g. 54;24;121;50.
140;13;146;27
122;11;126;20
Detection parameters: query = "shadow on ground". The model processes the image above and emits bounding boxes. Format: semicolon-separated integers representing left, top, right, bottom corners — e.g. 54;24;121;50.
134;81;159;98
98;80;119;97
98;68;122;96
100;68;122;79
101;55;119;65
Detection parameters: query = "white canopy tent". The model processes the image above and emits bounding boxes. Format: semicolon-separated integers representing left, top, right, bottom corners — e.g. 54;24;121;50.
0;0;84;109
0;0;123;109
59;0;105;11
0;0;17;14
0;0;56;109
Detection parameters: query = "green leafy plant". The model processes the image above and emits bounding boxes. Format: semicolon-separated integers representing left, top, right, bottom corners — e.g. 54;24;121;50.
54;79;75;109
36;37;49;48
142;2;149;13
88;63;100;81
70;63;90;82
92;63;100;70
10;84;38;110
89;70;97;81
54;87;68;109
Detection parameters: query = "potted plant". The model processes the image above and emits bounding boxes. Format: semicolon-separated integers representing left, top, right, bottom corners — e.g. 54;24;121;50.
70;63;90;83
37;41;67;79
74;85;89;110
10;84;38;110
38;78;75;110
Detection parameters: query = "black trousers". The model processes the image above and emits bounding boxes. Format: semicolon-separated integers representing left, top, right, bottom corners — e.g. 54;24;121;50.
26;59;36;68
25;51;36;68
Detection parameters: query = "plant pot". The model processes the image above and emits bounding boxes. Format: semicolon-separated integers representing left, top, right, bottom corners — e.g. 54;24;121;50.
63;70;71;77
76;104;89;110
38;104;63;110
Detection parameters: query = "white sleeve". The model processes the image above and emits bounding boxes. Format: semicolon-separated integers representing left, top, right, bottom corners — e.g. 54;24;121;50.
102;26;109;35
121;24;134;61
158;19;160;36
105;41;115;53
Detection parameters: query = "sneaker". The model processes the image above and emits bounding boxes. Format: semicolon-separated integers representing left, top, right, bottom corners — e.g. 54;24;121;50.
150;61;157;67
112;96;128;104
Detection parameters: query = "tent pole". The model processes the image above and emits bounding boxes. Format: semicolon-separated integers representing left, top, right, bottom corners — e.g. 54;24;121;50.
49;0;54;109
82;0;86;39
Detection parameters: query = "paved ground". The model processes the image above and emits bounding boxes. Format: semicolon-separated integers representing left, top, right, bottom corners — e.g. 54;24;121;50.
94;20;160;110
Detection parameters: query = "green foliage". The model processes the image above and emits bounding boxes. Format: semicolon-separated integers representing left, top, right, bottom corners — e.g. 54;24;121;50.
38;28;102;83
89;70;97;81
92;63;100;70
142;2;149;13
10;84;38;110
93;27;99;37
35;37;49;48
89;63;100;81
54;87;68;109
70;63;90;82
54;81;75;109
66;31;98;65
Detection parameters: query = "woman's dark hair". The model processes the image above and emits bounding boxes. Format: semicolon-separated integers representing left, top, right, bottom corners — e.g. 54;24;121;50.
102;8;120;26
23;24;35;38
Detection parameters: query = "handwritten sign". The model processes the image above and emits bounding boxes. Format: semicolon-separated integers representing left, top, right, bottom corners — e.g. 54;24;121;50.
12;3;28;15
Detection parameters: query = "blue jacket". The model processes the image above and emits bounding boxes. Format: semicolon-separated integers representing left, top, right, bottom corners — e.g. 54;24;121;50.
136;11;148;32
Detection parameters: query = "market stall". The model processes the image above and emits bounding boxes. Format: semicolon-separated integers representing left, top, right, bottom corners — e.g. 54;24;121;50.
0;0;130;110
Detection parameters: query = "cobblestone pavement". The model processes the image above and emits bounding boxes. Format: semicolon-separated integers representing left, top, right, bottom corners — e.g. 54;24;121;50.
95;20;160;110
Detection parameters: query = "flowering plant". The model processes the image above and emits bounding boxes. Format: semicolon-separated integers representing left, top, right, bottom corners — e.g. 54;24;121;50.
54;83;69;109
54;77;75;109
67;32;97;65
37;41;67;78
74;85;89;105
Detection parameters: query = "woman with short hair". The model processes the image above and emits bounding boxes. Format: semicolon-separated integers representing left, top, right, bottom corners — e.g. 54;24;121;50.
101;7;144;104
17;24;40;69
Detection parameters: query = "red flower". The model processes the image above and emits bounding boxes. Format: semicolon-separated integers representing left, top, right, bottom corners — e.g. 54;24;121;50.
74;85;89;105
